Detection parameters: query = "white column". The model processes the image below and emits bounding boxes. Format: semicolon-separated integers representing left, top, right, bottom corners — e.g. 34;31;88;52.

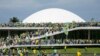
88;30;90;40
8;30;10;37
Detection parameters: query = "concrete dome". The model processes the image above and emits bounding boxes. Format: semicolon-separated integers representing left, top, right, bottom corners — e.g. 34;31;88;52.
23;8;85;23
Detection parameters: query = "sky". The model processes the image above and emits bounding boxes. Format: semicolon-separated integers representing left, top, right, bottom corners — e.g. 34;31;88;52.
0;0;100;23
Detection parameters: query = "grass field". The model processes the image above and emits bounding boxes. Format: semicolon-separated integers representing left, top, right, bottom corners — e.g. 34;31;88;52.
27;47;100;54
57;48;100;53
2;47;100;56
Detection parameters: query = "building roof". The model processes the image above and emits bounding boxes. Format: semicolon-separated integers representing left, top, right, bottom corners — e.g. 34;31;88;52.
23;8;85;23
68;27;100;31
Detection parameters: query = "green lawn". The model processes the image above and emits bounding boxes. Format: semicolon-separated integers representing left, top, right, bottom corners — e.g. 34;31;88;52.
29;47;100;54
2;47;100;54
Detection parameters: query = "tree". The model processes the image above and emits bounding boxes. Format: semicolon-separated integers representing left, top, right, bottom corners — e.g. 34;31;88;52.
9;17;19;23
90;18;95;22
90;18;95;26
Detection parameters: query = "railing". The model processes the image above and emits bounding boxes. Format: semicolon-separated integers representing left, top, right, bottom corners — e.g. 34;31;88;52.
0;27;53;30
0;44;100;49
31;30;64;40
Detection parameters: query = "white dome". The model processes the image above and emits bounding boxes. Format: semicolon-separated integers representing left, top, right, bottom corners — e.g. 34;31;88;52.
23;8;85;23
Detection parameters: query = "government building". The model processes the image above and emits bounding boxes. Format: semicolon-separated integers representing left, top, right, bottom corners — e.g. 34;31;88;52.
0;8;100;56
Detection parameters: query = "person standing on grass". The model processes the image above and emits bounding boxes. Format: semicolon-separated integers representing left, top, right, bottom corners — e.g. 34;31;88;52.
77;50;81;56
33;49;37;56
42;50;46;56
17;49;23;56
94;53;96;56
52;49;57;56
12;49;15;56
25;49;28;56
20;50;23;56
8;49;12;56
0;49;3;56
17;48;20;56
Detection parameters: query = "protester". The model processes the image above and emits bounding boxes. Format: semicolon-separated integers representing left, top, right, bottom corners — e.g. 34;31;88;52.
77;50;81;56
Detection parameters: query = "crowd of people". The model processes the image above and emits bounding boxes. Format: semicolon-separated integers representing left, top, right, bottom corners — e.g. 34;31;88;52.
0;22;100;27
0;22;65;27
0;22;100;47
0;48;99;56
0;48;61;56
0;22;100;56
0;29;62;47
0;31;100;48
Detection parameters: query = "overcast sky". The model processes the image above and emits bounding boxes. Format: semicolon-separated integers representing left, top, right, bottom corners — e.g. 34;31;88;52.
0;0;100;23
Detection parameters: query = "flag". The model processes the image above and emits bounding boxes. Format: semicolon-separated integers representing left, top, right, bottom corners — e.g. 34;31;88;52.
63;23;69;35
33;49;36;54
77;51;81;56
53;49;57;53
64;46;67;50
